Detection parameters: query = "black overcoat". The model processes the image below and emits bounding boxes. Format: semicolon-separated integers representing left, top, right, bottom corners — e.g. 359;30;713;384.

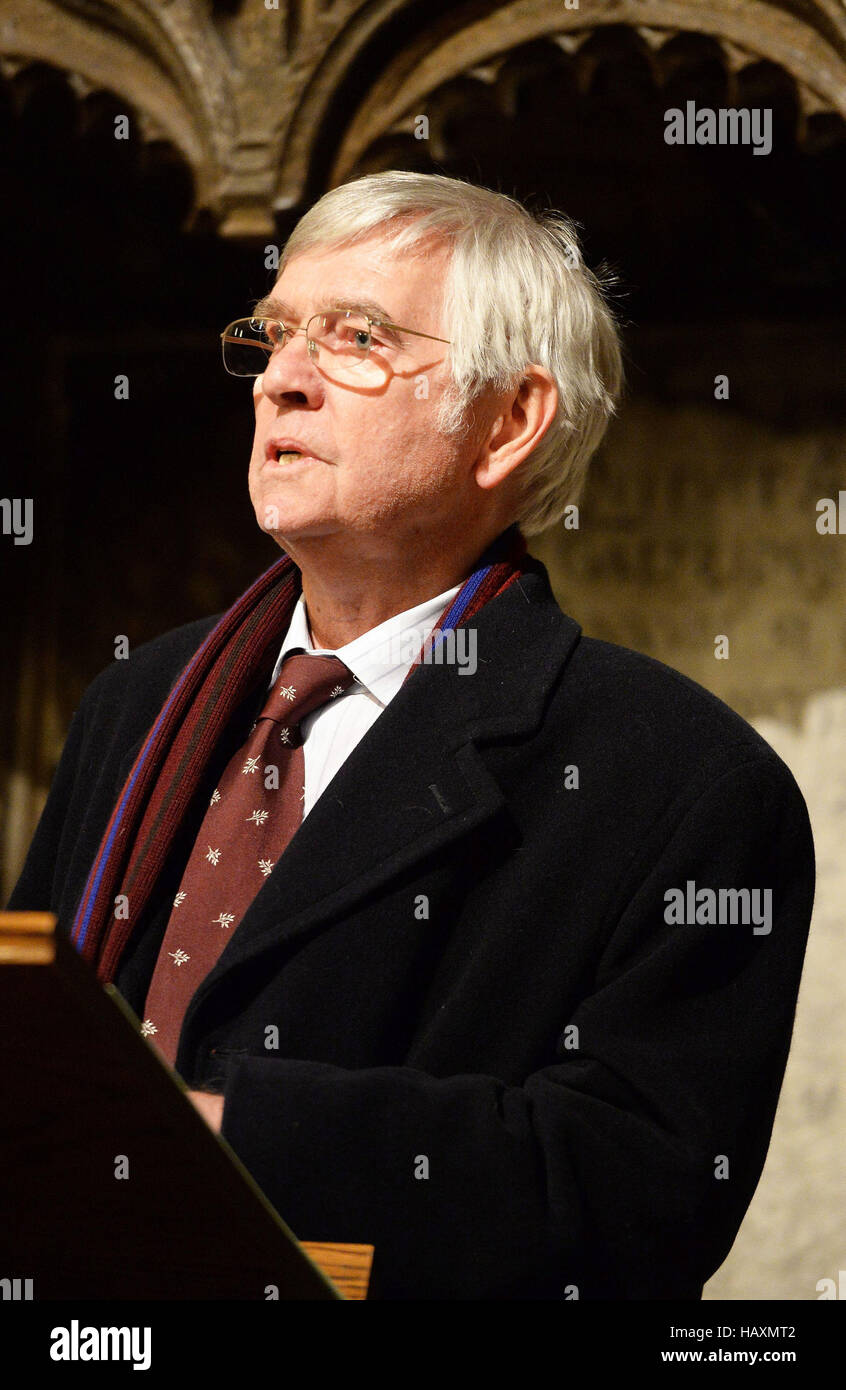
9;558;815;1300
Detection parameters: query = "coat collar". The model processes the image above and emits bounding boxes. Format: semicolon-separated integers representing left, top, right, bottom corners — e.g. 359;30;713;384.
179;559;581;1052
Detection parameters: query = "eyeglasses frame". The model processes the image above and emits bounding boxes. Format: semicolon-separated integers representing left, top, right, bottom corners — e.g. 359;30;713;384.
220;309;452;378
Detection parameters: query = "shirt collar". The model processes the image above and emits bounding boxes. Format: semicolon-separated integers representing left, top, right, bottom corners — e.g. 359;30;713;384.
270;581;464;708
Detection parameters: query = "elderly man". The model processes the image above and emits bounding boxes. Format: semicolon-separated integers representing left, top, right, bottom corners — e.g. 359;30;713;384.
9;170;814;1301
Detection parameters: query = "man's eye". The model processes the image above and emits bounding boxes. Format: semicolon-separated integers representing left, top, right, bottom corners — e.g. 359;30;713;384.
333;321;368;344
332;325;379;353
247;317;282;344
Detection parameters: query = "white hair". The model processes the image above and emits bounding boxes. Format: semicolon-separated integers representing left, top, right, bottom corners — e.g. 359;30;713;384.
278;171;624;536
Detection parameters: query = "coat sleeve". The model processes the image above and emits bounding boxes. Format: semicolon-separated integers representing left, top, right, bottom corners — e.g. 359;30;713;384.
219;753;815;1300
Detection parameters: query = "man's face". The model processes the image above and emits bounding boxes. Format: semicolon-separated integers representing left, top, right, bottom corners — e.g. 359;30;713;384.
247;232;490;552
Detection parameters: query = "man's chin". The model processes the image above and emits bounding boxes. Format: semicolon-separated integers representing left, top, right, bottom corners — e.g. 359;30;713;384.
252;509;338;545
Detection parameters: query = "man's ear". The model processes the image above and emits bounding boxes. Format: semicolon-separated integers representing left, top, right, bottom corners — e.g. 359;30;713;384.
474;366;558;491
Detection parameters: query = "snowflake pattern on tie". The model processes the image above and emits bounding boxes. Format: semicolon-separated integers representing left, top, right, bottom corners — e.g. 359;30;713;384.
139;652;357;1067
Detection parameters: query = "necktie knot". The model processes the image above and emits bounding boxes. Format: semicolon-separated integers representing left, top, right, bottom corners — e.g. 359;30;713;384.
257;653;355;747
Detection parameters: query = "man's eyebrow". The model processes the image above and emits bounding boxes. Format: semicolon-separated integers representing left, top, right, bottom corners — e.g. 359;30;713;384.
251;294;399;325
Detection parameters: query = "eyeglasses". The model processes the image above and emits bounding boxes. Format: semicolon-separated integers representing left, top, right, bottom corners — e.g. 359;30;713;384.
220;310;451;385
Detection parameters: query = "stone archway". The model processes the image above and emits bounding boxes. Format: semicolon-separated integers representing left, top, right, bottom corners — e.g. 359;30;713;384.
324;0;846;188
0;0;844;233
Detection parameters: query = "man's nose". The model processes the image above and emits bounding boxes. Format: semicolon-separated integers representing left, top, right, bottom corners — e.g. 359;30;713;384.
260;328;323;403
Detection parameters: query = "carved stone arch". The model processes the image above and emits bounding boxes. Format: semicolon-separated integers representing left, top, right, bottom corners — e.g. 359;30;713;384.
0;0;843;235
0;53;197;235
0;0;229;216
327;1;846;187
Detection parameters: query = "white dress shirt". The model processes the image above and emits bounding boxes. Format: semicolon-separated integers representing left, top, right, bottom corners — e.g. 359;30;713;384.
267;582;463;819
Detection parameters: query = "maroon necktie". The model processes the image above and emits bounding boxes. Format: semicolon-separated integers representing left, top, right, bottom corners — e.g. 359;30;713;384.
140;652;355;1065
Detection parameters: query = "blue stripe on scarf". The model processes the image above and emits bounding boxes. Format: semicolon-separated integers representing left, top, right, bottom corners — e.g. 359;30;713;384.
72;630;220;950
429;563;492;648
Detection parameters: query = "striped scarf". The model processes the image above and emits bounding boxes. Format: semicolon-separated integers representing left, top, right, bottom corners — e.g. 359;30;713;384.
72;522;536;982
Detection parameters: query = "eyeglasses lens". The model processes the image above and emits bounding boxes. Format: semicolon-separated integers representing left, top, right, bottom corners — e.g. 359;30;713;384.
222;311;380;381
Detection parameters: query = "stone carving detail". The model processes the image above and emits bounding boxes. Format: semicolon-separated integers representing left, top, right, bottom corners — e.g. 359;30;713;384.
0;0;844;232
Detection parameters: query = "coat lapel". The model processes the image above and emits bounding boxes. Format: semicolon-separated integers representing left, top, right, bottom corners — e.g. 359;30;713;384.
185;563;581;1003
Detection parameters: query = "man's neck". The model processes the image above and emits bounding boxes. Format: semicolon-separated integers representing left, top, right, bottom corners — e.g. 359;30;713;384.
283;524;510;650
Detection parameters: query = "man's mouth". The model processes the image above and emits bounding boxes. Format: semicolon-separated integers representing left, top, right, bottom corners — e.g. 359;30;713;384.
265;443;322;465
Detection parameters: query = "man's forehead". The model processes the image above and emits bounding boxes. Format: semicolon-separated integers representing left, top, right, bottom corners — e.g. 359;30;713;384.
266;235;449;323
256;291;397;323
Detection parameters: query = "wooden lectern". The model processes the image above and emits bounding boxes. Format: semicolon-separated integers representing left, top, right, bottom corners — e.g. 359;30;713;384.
0;912;373;1300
